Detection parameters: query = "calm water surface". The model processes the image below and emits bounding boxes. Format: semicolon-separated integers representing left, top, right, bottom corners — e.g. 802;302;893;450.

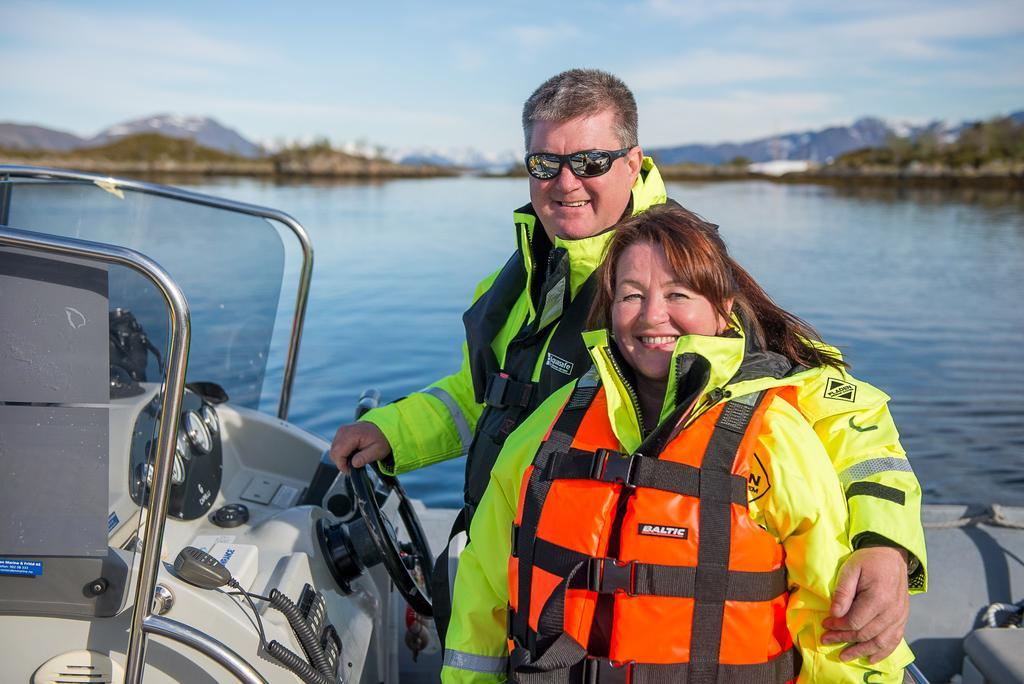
181;177;1024;508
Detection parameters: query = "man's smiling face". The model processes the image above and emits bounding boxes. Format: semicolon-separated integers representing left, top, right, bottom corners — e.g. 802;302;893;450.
528;108;642;242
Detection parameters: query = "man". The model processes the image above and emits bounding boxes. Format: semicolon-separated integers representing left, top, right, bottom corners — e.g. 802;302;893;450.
331;69;925;666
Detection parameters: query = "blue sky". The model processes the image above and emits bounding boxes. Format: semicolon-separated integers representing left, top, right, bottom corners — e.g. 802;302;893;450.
2;0;1021;154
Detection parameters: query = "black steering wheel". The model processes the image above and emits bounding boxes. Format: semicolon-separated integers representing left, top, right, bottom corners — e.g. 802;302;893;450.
349;463;434;616
316;390;434;615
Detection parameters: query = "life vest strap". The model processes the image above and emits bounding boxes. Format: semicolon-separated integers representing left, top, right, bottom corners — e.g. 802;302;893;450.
525;537;786;602
511;646;798;683
485;371;536;409
512;398;592;643
537;448;748;506
688;392;767;680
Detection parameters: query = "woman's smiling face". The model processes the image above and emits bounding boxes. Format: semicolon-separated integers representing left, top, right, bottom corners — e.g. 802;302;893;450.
611;241;728;383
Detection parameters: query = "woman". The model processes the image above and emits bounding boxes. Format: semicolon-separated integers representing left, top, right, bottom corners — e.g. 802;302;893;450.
441;205;917;683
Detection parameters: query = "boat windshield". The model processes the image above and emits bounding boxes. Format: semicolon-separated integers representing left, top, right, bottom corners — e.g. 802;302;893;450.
0;176;299;411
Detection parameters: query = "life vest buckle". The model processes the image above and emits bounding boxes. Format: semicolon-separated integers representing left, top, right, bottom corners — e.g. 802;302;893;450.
583;656;633;684
587;557;636;596
484;371;535;409
590;448;637;487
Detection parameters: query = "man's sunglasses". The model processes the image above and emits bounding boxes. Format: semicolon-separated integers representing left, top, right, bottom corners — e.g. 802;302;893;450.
524;148;632;180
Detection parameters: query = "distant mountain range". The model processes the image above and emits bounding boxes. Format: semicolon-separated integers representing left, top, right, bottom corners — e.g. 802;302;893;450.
3;110;1022;168
393;146;520;172
647;112;1024;166
0;114;262;158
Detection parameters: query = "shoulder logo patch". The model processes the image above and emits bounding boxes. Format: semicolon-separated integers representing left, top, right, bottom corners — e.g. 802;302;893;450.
824;378;857;402
545;352;574;376
638;523;689;539
748;453;771;502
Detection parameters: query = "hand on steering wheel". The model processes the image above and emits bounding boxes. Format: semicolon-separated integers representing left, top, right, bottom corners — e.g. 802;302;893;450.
348;464;433;616
317;389;433;616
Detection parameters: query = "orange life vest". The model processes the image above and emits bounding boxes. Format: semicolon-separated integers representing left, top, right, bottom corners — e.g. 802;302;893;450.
507;379;798;683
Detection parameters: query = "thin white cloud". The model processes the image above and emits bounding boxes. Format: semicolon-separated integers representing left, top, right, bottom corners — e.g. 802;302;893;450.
626;51;808;91
646;0;1023;62
0;2;261;66
836;2;1024;42
828;2;1024;60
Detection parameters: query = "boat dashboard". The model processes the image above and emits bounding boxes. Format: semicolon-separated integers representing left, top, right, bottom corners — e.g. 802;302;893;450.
2;376;439;684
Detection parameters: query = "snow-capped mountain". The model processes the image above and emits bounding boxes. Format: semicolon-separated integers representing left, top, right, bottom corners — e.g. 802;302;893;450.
645;114;1018;165
389;145;520;171
89;114;262;157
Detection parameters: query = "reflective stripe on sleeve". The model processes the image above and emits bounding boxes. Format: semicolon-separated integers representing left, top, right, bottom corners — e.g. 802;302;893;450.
846;481;906;505
838;456;914;487
443;649;508;674
422;386;472;454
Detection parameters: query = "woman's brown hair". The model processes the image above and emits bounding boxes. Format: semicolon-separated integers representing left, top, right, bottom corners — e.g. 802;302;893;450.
589;204;847;371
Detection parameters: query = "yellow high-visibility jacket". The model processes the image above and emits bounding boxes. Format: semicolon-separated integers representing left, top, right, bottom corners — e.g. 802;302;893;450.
362;158;926;581
442;326;921;683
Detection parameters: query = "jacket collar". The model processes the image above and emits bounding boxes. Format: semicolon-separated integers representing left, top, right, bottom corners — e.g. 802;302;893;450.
581;314;806;452
581;321;747;453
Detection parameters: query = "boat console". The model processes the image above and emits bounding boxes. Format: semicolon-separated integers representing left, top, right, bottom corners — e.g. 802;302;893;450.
0;168;441;683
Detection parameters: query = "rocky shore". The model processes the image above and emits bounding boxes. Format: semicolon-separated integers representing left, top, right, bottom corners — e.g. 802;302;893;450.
0;155;457;179
2;153;1019;188
0;136;458;179
656;161;1024;189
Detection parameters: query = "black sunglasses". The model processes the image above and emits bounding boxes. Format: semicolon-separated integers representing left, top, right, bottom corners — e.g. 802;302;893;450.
525;147;632;180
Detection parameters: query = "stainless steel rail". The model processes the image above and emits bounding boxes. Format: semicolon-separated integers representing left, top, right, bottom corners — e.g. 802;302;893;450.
144;615;268;684
0;165;314;420
0;227;236;682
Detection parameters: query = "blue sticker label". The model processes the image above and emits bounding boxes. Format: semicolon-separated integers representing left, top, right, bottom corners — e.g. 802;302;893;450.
108;511;120;534
0;559;43;577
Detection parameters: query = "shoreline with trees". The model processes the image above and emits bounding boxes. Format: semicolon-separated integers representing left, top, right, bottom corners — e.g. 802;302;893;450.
2;115;1021;188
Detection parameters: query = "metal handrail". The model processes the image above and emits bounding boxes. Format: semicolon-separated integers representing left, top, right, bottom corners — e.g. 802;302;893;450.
0;226;194;683
0;165;314;420
144;615;268;684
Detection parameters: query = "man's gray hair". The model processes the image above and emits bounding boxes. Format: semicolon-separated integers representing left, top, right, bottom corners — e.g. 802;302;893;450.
522;69;639;151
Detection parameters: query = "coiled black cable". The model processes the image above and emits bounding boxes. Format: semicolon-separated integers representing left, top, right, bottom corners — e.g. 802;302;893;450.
222;583;333;683
307;590;327;639
269;588;332;677
322;625;341;676
266;640;332;684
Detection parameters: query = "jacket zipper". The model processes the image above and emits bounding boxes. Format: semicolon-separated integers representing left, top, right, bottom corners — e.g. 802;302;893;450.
685;387;729;428
606;348;647;436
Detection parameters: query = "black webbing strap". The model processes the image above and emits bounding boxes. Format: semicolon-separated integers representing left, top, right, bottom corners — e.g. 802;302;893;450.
688;392;766;684
539;449;748;506
509;632;589;683
513;433;568;645
511;647;797;684
527;537;786;603
485;371;535;409
513;382;598;646
628;563;785;602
